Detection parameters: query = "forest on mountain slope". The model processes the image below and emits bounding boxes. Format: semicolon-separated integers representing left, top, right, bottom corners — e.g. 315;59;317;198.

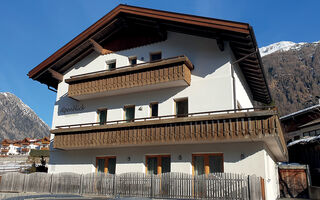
262;43;320;116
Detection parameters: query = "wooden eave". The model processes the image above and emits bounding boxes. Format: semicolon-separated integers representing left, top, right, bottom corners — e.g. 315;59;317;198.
28;4;271;104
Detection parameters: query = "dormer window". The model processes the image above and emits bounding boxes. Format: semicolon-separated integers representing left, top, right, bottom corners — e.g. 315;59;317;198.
106;60;116;70
129;56;137;65
150;52;162;61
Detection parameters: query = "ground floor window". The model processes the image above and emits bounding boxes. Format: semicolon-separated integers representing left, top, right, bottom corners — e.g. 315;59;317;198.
146;155;170;175
96;156;116;174
192;153;223;175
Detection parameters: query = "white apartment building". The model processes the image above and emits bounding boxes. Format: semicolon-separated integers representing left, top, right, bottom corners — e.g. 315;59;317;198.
28;5;288;199
1;137;49;156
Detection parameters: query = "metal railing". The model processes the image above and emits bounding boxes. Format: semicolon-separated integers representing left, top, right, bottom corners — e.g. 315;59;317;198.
56;106;276;129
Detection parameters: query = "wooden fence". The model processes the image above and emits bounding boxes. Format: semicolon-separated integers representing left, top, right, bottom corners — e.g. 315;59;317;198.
279;164;310;198
0;172;263;199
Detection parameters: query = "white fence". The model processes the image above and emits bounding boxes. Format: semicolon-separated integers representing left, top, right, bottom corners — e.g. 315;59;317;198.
0;172;263;199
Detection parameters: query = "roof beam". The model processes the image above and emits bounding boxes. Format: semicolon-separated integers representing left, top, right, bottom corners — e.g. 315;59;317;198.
48;69;63;82
216;38;224;51
89;39;112;55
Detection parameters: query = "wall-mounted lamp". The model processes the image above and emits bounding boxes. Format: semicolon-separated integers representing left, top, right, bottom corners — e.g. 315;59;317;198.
127;156;131;161
138;107;143;111
178;155;182;160
240;153;245;160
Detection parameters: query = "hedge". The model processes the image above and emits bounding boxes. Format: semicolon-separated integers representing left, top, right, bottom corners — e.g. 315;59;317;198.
29;149;50;157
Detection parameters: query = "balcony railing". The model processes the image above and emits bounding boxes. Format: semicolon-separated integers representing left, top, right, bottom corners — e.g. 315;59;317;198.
66;56;194;100
52;107;287;161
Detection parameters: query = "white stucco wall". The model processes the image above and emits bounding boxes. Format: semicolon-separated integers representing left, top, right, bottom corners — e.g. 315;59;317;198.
263;146;280;200
48;142;278;199
49;142;265;176
51;32;241;129
233;64;253;109
47;30;280;198
8;144;19;155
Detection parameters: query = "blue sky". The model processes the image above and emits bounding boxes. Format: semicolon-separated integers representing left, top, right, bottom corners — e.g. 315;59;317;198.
0;0;319;127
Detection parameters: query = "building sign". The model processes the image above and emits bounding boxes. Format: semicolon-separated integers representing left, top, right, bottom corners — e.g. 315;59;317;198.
59;104;85;114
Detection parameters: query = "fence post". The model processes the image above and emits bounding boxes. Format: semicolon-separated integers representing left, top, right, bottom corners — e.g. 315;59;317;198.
79;174;83;195
247;175;251;200
113;174;116;197
22;173;27;193
49;173;54;194
150;174;153;198
248;175;262;200
306;164;312;198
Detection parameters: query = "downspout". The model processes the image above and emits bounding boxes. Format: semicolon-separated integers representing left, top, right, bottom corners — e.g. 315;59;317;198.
231;64;237;110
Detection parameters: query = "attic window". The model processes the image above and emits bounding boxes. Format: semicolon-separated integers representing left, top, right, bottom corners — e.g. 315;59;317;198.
106;60;116;70
150;52;162;61
129;57;137;65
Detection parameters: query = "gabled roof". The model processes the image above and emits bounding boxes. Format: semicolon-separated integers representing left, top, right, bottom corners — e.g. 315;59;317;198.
28;4;271;104
280;104;320;133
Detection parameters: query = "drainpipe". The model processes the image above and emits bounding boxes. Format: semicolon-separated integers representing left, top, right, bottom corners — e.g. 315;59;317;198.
231;64;237;110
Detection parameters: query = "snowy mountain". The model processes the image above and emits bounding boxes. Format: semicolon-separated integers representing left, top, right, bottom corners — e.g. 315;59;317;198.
261;41;320;116
0;92;50;141
259;41;320;57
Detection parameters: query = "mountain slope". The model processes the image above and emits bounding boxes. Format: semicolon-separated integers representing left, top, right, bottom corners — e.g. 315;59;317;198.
260;41;320;116
0;92;50;141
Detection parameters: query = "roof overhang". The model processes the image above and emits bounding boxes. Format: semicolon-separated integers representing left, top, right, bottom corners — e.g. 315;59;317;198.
28;4;272;104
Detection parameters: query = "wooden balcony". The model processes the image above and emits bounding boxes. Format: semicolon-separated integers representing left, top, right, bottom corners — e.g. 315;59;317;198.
1;149;9;153
52;108;288;161
66;56;193;100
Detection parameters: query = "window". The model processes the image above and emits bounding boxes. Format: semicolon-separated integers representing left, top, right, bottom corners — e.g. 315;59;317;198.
175;98;188;117
146;155;170;175
107;60;116;70
294;135;300;141
124;105;135;122
96;156;116;174
97;109;107;125
310;131;316;136
150;102;159;117
129;56;137;65
150;52;162;61
192;154;223;175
